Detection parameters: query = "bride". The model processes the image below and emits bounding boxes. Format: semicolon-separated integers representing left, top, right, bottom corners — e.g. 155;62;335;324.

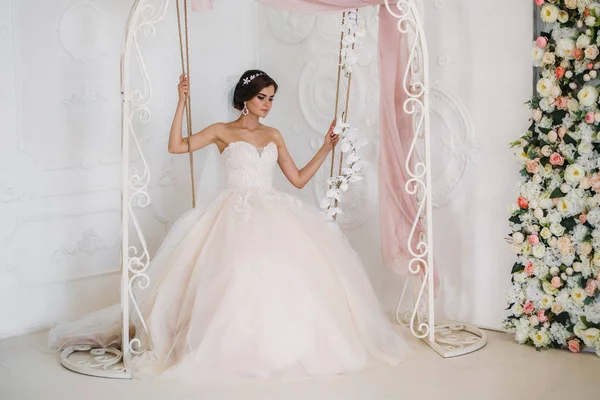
49;69;410;383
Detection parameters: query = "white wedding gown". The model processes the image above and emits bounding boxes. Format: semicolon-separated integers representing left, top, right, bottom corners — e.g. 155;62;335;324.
49;141;409;383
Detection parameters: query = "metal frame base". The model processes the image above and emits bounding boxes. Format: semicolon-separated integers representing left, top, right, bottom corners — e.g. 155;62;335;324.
59;345;131;379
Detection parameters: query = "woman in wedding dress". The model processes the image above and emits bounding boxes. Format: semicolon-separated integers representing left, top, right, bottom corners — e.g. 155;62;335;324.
49;69;409;383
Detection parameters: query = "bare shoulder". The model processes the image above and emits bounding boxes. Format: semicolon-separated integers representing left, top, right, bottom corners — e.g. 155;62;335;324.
263;126;284;146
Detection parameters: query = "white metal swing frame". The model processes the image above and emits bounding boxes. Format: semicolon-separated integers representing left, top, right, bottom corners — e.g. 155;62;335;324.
59;0;486;379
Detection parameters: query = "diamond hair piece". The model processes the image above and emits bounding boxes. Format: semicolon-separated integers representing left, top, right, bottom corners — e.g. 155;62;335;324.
242;73;263;86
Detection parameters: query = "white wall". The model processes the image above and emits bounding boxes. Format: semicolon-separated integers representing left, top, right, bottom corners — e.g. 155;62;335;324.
0;0;532;339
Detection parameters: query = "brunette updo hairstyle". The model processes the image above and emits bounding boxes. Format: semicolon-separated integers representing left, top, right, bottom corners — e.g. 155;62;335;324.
232;70;278;111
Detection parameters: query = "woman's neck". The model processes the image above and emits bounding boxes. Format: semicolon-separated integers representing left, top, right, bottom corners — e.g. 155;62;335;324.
236;114;261;131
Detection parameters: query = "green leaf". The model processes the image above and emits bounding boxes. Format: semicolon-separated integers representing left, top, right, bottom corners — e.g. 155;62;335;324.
563;134;577;146
549;187;565;199
505;302;514;311
555;312;570;325
540;31;551;40
511;263;525;274
551;110;567;125
584;296;595;306
561;218;577;231
540;157;549;166
520;168;530;177
509;214;522;224
538;127;552;134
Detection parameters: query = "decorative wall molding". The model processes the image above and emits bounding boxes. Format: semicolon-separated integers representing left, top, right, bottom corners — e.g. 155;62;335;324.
268;9;315;44
58;0;109;60
429;84;480;207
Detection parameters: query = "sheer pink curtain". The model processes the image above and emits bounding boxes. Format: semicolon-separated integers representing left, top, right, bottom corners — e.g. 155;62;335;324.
196;0;422;277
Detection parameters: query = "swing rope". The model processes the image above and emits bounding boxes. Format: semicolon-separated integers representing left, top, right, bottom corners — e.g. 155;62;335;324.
329;10;358;221
175;0;197;209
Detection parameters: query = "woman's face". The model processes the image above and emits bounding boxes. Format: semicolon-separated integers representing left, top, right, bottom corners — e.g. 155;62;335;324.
247;85;275;118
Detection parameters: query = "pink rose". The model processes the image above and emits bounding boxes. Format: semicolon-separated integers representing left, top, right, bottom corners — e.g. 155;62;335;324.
529;235;540;246
588;62;595;70
586;112;595;124
558;126;567;138
525;262;535;276
549;152;565;166
551;277;563;288
518;197;529;209
535;0;544;6
590;173;600;193
579;213;588;224
537;310;548;323
585;279;597;296
536;36;548;49
557;236;572;254
523;301;535;315
526;159;540;173
574;48;584;60
556;67;565;79
568;339;581;353
555;97;569;110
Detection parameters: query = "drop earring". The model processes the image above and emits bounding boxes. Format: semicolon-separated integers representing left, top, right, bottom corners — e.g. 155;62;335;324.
242;102;249;116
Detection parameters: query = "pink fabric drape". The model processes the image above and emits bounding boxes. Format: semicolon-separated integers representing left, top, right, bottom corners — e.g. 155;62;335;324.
256;1;423;277
196;0;424;277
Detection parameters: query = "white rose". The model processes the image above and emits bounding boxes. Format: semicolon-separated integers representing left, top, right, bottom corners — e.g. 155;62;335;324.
515;329;530;344
592;70;599;78
550;266;560;275
532;244;546;259
585;45;600;60
586;16;597;27
577;35;592;48
564;0;578;10
548;130;558;142
541;4;559;23
512;303;524;316
522;242;532;255
551;85;561;97
540;295;554;310
510;243;522;254
571;287;587;305
541;145;553;157
531;330;551;347
537;78;556;98
580;242;593;256
543;52;556;65
540;227;552;240
566;70;574;79
580;177;592;190
560;184;572;194
532;109;543;122
533;46;545;64
550;223;565;236
561;272;568;280
529;315;540;327
534;208;544;219
540;198;554;209
579;142;594;155
573;262;583;272
567;98;580;111
559;10;570;23
512;232;525;244
578;85;599;107
580;328;600;347
565;164;586;184
556;38;576;59
566;267;574;276
543;281;559;295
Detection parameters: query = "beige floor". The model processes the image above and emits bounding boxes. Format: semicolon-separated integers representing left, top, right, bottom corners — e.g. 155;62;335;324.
0;329;597;400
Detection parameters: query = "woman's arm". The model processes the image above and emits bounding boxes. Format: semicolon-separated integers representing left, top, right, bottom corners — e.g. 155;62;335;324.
273;120;338;189
168;74;220;154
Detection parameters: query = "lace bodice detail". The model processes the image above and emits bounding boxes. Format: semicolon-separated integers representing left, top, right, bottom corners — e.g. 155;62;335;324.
222;141;278;192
